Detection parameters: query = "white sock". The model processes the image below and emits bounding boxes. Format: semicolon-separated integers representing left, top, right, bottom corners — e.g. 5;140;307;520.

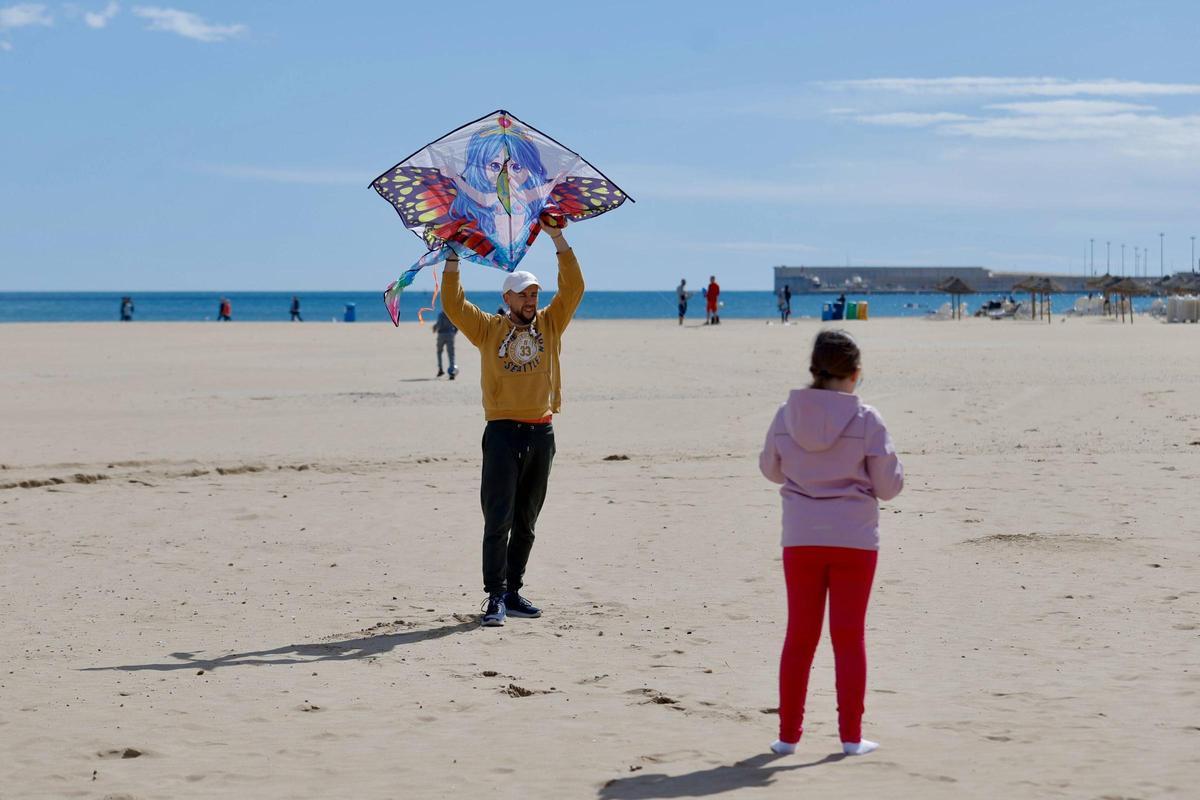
770;739;797;755
842;739;878;756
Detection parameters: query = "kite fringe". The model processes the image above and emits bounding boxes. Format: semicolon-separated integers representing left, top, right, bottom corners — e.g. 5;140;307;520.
417;267;440;325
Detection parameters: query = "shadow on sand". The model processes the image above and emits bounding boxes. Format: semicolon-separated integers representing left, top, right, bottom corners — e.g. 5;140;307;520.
80;620;477;673
598;752;845;799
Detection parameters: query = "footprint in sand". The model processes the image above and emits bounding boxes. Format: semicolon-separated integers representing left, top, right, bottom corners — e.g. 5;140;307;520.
577;674;609;684
97;748;144;759
631;688;682;708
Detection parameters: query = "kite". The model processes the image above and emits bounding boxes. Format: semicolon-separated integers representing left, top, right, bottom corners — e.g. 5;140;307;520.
371;110;632;325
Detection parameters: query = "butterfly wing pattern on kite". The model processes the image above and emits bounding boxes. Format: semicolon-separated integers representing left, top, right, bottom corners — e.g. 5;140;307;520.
546;176;627;221
371;110;632;325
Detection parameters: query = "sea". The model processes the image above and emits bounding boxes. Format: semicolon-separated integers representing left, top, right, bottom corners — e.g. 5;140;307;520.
0;291;1158;323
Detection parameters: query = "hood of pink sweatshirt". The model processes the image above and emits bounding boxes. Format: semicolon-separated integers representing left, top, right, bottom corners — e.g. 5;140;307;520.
759;387;905;550
782;388;863;451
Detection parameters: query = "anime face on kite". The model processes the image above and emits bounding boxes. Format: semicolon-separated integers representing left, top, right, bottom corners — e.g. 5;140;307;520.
371;110;632;325
451;121;550;254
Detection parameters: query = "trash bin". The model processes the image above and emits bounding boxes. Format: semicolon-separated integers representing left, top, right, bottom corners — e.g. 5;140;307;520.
344;303;357;322
858;301;869;320
846;301;858;320
821;303;833;321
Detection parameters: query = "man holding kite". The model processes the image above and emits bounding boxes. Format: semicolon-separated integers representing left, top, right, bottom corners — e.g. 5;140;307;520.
370;110;629;626
441;217;582;627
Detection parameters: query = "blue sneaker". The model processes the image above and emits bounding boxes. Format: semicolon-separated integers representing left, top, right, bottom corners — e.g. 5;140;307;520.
481;594;506;627
502;591;541;618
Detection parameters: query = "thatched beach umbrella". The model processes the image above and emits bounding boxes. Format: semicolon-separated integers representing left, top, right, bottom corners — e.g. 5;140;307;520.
1085;273;1119;291
1014;277;1065;323
1158;273;1200;295
1013;277;1040;321
1031;277;1065;323
934;276;975;320
1085;274;1122;317
1107;277;1149;324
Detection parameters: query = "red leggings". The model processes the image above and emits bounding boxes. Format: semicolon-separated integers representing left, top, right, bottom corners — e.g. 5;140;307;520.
779;546;878;744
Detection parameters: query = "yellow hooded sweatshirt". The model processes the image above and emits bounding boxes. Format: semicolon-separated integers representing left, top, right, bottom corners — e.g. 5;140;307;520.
442;249;584;421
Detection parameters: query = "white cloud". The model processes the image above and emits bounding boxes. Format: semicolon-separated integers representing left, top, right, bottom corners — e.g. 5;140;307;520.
132;6;245;42
856;112;972;127
987;100;1155;116
821;76;1200;158
942;114;1132;141
0;4;53;30
84;2;119;29
201;164;364;185
931;111;1200;156
825;77;1200;97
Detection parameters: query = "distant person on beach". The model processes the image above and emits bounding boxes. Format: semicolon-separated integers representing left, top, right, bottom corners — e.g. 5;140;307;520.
706;275;721;324
777;289;789;323
290;296;303;322
677;278;691;325
759;329;904;759
441;215;583;628
784;285;792;321
432;307;458;379
119;296;134;322
218;297;232;321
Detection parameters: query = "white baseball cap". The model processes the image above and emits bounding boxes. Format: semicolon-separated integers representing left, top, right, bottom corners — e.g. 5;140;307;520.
502;270;540;294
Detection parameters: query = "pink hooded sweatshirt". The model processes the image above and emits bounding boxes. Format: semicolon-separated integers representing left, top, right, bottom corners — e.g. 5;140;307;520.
759;388;904;550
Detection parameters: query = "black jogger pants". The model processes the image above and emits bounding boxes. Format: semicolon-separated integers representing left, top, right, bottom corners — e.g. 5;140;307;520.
480;420;555;596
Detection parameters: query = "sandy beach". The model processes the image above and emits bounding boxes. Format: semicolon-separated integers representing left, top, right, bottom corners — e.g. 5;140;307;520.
2;316;1198;799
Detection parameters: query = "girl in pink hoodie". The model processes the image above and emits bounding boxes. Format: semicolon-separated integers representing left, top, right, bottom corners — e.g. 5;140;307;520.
759;329;904;757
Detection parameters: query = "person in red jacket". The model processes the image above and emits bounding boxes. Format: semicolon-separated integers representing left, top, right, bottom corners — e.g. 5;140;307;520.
705;275;720;325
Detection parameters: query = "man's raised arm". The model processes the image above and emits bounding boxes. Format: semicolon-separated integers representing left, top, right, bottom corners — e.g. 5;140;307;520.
543;221;584;333
441;253;490;347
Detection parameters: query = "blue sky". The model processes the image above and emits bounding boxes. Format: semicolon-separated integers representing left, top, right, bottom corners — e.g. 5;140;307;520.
3;1;1200;291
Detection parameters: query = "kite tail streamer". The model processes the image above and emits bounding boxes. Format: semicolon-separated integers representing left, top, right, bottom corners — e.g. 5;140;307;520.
382;246;450;326
382;279;405;327
416;267;440;325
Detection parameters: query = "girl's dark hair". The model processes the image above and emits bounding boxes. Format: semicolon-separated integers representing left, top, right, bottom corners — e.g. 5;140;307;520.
809;329;861;390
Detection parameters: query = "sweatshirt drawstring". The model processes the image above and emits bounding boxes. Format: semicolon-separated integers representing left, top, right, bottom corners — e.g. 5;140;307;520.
497;318;538;359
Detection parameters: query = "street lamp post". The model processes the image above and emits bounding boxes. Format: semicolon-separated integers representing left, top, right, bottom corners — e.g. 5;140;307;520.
1160;232;1165;277
1192;235;1196;273
1090;238;1095;276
